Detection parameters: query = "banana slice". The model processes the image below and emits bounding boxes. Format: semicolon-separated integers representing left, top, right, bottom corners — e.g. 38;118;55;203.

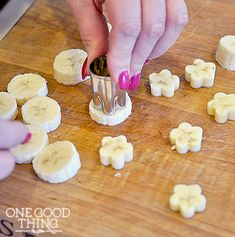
22;96;61;133
89;95;132;126
216;35;235;71
7;73;48;106
0;92;18;120
53;49;88;85
33;141;81;183
10;125;48;164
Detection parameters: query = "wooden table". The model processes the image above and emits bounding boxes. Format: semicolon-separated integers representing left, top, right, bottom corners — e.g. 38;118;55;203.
0;0;235;236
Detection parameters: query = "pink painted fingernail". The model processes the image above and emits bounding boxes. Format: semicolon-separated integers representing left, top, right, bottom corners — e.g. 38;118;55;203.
118;70;130;90
129;72;141;91
144;58;151;65
21;133;32;145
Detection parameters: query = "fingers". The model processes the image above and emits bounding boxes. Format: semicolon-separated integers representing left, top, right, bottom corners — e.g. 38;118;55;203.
130;0;166;75
0;120;29;149
149;0;188;59
106;0;141;86
0;151;15;180
66;0;108;72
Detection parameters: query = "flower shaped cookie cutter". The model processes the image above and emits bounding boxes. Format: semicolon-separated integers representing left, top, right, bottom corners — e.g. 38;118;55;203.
170;122;203;154
169;184;207;218
185;59;216;88
149;69;180;97
99;135;133;170
207;92;235;123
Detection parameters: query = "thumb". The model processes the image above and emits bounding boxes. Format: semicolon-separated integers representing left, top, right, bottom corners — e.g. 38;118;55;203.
0;120;29;149
66;0;108;74
0;151;15;181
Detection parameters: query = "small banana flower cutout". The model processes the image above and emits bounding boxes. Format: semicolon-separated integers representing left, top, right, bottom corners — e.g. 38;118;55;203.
170;122;203;154
149;69;180;97
207;93;235;123
185;59;216;88
99;135;133;170
169;184;207;218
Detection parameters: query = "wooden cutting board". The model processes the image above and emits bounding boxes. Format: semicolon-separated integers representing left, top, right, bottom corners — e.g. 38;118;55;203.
0;0;235;236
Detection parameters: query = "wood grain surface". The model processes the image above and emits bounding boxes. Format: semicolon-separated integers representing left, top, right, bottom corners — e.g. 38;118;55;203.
0;0;235;236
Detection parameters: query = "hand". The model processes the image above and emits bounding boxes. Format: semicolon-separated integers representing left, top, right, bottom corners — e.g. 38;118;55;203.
66;0;188;91
0;120;30;180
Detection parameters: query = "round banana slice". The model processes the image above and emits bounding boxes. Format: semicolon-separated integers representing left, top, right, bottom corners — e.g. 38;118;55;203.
10;125;49;164
22;96;61;133
216;35;235;71
89;95;132;126
7;73;48;106
33;141;81;183
0;92;18;120
53;49;88;85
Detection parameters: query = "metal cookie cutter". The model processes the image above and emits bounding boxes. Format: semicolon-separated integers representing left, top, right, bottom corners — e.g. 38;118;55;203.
90;56;127;115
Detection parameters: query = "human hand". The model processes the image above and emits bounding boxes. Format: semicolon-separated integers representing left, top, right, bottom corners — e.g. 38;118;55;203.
0;120;30;180
66;0;188;91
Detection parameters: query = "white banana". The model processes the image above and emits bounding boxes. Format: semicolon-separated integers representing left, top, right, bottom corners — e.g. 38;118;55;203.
22;96;61;133
10;125;48;164
216;35;235;71
53;49;88;85
89;94;132;126
33;141;81;183
7;73;48;106
0;92;18;120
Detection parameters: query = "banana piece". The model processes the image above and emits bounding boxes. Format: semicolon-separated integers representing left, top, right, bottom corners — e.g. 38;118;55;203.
207;93;235;123
10;125;48;164
89;95;132;126
216;35;235;71
170;122;203;154
100;135;133;170
0;92;18;120
149;69;180;97
185;59;216;88
169;184;207;218
22;96;61;133
7;73;48;106
53;49;88;85
33;141;81;183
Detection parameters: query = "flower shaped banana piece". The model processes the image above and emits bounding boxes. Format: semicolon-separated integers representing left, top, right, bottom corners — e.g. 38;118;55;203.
99;135;133;170
169;184;207;218
149;69;180;97
170;122;203;154
216;35;235;71
185;59;216;88
207;93;235;123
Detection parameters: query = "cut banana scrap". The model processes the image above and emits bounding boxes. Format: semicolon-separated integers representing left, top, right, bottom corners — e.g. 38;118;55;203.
22;96;61;133
89;95;132;126
185;59;216;88
170;122;203;154
207;93;235;123
53;49;88;85
169;184;207;218
0;92;18;120
33;141;81;183
7;73;48;106
216;35;235;71
10;125;48;164
149;69;180;97
100;135;133;170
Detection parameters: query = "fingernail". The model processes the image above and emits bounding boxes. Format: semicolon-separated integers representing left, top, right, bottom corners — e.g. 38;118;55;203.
81;57;88;80
21;133;32;145
144;58;151;65
129;72;141;91
118;70;130;90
